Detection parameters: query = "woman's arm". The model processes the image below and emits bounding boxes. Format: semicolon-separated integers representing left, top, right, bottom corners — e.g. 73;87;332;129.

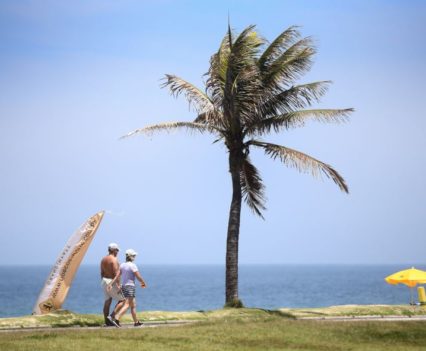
135;271;146;288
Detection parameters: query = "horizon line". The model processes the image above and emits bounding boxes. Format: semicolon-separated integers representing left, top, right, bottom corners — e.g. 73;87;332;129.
2;262;426;266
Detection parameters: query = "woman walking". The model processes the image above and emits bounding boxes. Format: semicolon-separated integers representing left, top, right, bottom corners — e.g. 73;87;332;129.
108;249;147;327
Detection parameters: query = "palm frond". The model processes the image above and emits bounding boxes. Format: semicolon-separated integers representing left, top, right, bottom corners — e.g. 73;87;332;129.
206;33;231;110
245;108;353;136
240;157;266;218
227;19;233;50
162;75;214;114
261;81;332;116
224;25;265;127
224;25;259;97
235;25;264;54
120;121;218;139
193;110;227;129
262;37;316;90
232;66;265;126
258;26;301;69
249;140;349;193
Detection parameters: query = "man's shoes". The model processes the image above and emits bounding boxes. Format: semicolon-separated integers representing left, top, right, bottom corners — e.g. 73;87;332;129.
134;321;143;327
107;315;120;328
114;318;120;327
105;318;114;327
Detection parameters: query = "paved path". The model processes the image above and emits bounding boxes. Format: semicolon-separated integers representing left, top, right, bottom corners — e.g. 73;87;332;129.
2;316;426;333
298;315;426;322
0;320;195;333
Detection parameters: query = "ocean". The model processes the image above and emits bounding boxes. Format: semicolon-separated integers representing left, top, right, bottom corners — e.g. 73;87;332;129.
0;264;424;318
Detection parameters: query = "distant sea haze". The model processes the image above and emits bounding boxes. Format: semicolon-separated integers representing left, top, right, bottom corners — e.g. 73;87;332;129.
1;264;425;318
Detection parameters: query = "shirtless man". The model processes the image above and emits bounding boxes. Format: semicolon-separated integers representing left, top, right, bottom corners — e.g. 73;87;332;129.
100;243;125;327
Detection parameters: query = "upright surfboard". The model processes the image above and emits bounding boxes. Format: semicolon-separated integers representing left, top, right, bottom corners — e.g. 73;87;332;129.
32;211;105;315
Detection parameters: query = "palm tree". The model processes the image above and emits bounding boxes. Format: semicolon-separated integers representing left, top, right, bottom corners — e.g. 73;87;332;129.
122;24;353;307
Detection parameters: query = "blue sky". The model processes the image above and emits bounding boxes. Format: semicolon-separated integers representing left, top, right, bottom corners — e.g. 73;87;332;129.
1;0;425;265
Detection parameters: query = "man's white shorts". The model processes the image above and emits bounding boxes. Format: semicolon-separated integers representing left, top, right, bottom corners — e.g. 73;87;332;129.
101;278;124;301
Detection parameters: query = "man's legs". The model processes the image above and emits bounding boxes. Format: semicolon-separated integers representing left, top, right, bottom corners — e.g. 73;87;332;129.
103;297;112;324
104;281;125;323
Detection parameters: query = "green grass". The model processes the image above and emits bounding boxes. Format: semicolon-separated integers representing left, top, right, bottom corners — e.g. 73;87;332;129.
1;305;425;350
1;305;425;329
280;304;426;318
1;314;426;351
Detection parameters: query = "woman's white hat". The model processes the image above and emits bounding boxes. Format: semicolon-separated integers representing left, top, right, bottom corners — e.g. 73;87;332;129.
125;249;137;256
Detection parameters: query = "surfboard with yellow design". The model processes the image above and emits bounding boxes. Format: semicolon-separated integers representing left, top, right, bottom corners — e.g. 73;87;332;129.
32;211;105;315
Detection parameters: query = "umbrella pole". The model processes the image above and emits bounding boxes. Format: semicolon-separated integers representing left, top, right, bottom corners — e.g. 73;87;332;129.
410;287;414;305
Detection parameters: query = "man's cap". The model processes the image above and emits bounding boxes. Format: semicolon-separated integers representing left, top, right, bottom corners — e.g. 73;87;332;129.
108;243;120;251
125;249;137;256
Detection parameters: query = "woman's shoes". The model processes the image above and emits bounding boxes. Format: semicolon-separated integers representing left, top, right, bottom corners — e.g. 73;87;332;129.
134;321;143;327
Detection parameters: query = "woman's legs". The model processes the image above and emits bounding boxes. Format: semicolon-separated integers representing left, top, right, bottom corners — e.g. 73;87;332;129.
129;297;138;323
115;299;129;320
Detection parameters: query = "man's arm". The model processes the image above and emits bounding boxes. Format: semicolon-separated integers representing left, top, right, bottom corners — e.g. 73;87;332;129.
108;260;121;288
112;259;120;280
109;270;121;288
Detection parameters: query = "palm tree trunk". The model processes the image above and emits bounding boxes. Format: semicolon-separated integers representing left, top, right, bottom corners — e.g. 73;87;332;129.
225;149;243;306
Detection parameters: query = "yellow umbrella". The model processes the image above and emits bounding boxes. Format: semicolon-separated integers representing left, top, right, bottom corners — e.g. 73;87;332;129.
385;267;426;304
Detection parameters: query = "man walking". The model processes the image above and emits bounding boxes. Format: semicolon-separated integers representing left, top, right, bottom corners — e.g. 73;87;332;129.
100;243;125;327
